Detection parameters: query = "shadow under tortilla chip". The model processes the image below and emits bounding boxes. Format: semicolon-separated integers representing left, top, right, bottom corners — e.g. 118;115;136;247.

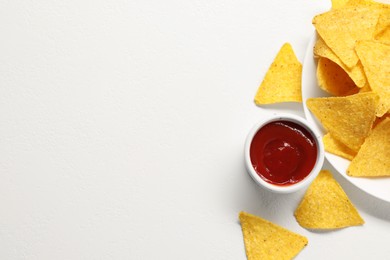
358;83;371;93
254;43;302;105
306;92;378;152
355;40;390;117
314;37;367;88
323;133;357;161
347;118;390;177
313;5;382;68
239;212;308;260
317;58;359;96
294;170;364;229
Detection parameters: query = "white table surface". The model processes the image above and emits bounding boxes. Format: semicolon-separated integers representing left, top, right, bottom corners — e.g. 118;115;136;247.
1;1;389;259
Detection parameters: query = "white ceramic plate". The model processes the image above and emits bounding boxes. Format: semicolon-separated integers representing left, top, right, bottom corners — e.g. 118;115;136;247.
302;33;390;203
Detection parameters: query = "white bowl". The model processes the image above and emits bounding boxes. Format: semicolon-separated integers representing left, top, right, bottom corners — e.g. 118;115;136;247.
244;113;324;193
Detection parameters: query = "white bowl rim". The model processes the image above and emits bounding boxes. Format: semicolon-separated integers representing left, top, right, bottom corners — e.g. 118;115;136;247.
244;112;325;193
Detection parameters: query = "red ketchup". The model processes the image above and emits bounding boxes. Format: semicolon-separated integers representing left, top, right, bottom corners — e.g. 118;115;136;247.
249;120;317;186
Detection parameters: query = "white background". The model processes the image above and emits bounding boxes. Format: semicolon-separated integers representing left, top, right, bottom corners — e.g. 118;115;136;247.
1;1;390;259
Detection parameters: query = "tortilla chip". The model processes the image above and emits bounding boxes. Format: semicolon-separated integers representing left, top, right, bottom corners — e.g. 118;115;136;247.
294;170;364;229
254;43;302;104
312;5;382;68
347;118;390;177
239;212;308;260
346;0;390;8
317;58;359;96
314;37;367;88
374;9;390;44
306;92;378;152
323;133;357;160
355;40;390;116
331;0;350;8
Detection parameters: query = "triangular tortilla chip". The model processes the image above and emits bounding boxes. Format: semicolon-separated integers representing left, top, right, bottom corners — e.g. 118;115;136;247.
254;43;302;104
314;37;367;88
355;40;390;116
316;57;359;96
313;5;382;68
294;170;364;229
239;212;308;260
306;92;378;152
347;118;390;177
323;133;357;160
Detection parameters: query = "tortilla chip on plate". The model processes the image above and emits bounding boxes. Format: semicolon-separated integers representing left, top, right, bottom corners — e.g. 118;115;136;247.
314;37;367;88
254;43;302;104
306;92;378;152
331;0;350;8
312;5;382;68
294;170;364;229
239;212;308;260
346;0;390;8
355;40;390;116
374;9;390;44
317;57;359;96
323;133;357;160
347;118;390;177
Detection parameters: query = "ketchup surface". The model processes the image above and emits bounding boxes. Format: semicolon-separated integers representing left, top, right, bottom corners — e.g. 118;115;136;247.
250;120;317;186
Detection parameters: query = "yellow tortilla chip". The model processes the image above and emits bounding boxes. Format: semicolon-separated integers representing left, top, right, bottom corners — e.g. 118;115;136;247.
314;37;367;88
346;0;390;8
323;133;357;160
254;43;302;104
374;9;390;42
374;9;390;44
331;0;350;8
294;170;364;229
317;57;359;96
307;92;378;152
355;40;390;116
347;118;390;177
313;5;382;68
239;212;308;260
